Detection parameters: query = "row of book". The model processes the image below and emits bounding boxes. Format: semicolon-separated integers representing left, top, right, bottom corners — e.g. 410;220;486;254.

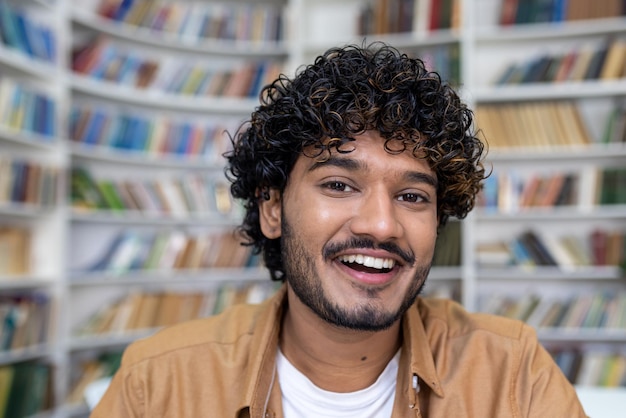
475;101;592;148
480;171;578;211
0;361;52;418
0;76;56;138
71;167;235;217
476;229;626;269
494;36;626;85
73;282;279;336
479;167;626;212
80;229;258;275
0;292;50;352
0;2;55;63
0;157;58;208
479;291;626;329
0;227;30;276
96;0;284;43
551;350;626;387
68;104;235;160
500;0;626;25
358;0;460;35
71;36;283;98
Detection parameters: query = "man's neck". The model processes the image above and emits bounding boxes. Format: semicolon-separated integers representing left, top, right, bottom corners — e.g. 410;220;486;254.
279;287;402;393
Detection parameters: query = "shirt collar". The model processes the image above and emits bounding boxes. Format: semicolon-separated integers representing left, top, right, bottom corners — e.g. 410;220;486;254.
237;286;445;416
239;284;287;416
401;297;445;398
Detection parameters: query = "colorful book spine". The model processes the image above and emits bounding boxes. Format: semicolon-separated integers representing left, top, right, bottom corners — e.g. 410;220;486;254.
476;228;626;270
0;292;51;351
70;167;237;217
493;36;626;86
79;229;259;274
72;281;279;337
96;0;284;43
68;104;235;161
71;37;283;98
0;156;58;208
0;77;56;138
499;0;626;25
0;3;56;63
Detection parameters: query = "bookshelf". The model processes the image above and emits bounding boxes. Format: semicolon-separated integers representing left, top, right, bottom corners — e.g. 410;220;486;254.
0;0;65;416
470;0;626;396
0;0;625;416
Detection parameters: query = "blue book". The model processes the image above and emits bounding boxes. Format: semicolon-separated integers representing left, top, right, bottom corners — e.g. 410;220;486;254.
551;0;568;22
13;11;34;57
40;27;55;61
102;114;121;147
43;96;55;137
130;118;149;151
113;0;135;22
83;110;107;145
177;123;192;154
112;116;130;149
0;3;20;49
10;160;27;203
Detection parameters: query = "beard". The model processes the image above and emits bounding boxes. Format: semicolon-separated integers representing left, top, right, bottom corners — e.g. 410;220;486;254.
281;214;431;332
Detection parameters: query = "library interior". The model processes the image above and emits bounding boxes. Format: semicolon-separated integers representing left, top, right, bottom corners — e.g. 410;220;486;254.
0;0;625;416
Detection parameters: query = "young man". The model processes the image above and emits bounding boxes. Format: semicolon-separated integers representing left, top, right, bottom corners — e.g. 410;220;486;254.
92;43;587;417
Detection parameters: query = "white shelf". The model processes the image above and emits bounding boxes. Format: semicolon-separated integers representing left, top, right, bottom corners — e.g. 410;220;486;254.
475;205;626;221
485;143;626;163
69;209;242;226
0;45;57;79
477;266;624;281
69;142;225;170
69;329;161;351
302;28;460;54
475;16;626;42
0;277;54;289
69;267;269;286
538;328;626;343
69;74;258;114
0;203;57;218
472;80;626;102
0;344;52;365
0;126;59;150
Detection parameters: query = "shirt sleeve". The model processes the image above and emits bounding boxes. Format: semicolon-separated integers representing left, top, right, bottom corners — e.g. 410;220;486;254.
514;324;588;418
89;358;144;418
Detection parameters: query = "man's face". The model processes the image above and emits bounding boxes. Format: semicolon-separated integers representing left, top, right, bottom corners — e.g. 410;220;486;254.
259;131;438;331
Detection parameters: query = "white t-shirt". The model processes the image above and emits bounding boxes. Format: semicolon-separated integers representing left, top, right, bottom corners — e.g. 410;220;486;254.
276;349;400;418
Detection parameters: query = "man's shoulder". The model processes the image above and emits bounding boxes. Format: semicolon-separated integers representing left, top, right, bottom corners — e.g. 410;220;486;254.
416;297;530;341
122;300;268;365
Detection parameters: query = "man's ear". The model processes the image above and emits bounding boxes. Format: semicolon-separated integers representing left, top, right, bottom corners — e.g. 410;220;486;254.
258;188;282;239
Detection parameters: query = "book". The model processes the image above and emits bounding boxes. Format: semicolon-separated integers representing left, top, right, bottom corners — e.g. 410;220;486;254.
600;38;626;79
0;226;31;275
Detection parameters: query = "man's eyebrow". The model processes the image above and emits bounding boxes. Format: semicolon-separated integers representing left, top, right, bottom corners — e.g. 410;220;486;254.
307;156;438;188
308;156;361;172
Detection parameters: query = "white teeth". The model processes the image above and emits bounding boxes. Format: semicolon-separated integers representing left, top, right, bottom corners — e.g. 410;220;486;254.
339;254;395;270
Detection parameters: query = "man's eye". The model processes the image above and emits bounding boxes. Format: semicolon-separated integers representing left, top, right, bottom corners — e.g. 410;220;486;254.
398;193;426;203
324;181;351;192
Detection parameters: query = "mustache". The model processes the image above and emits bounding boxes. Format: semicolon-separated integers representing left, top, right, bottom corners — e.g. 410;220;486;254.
322;237;415;265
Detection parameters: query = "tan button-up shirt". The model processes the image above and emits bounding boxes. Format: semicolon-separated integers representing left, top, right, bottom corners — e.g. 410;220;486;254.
91;285;587;417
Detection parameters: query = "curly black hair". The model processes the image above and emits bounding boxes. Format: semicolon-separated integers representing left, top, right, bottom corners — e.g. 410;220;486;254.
225;42;486;281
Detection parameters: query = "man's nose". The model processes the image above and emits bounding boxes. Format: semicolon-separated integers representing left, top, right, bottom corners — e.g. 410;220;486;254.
348;191;403;242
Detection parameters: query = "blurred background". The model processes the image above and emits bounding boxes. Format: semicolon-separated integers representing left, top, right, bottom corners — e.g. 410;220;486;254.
0;0;625;416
